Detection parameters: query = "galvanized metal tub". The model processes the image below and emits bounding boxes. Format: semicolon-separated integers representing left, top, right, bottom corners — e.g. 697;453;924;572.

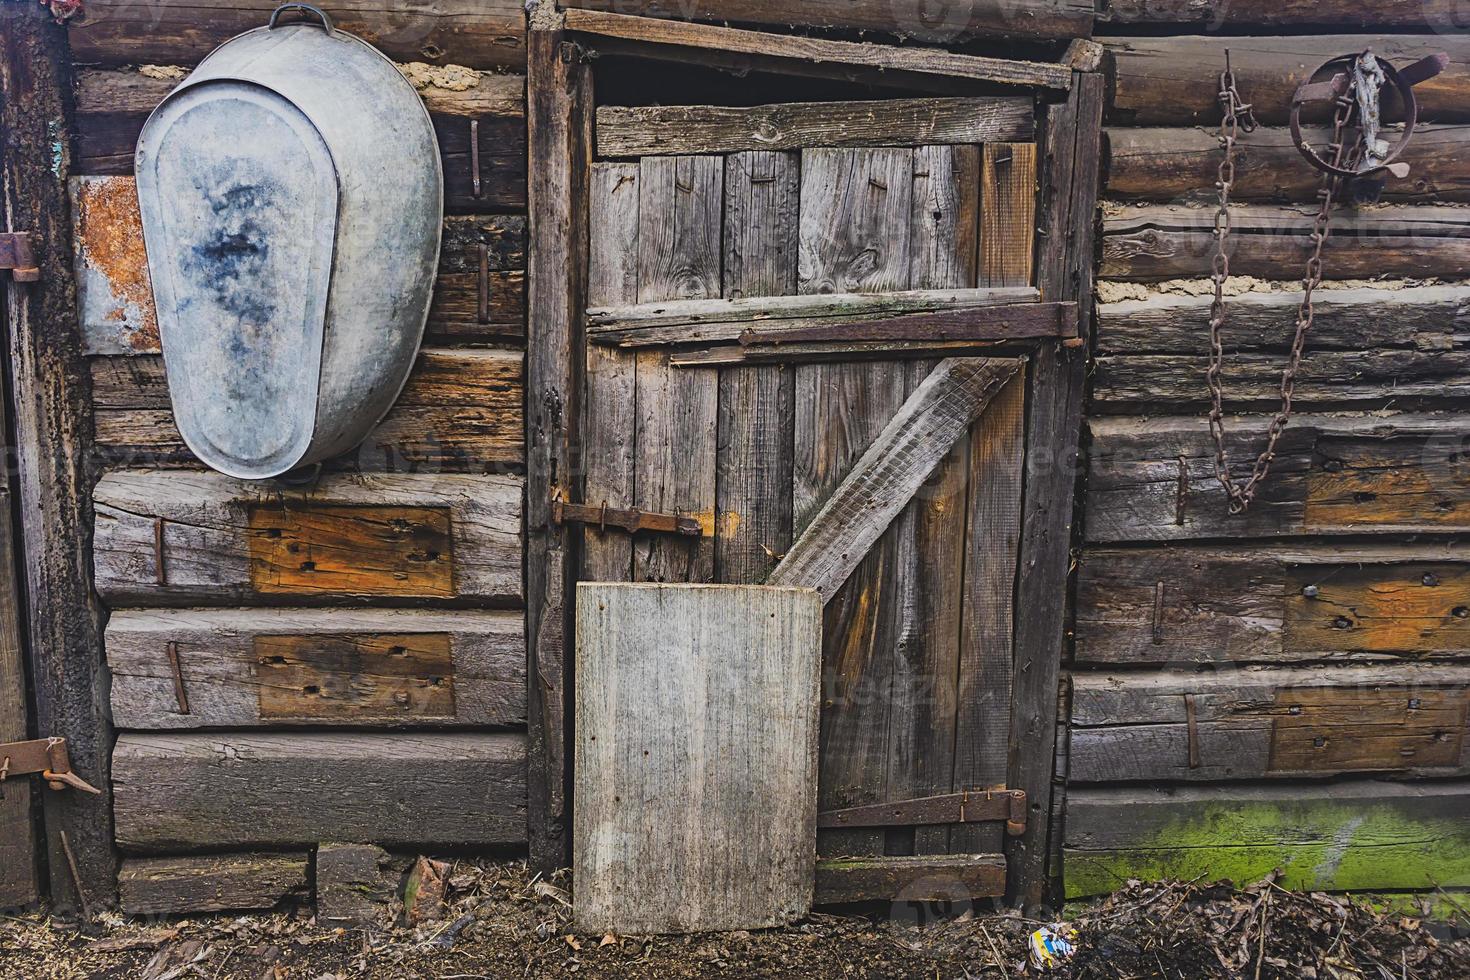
134;6;443;479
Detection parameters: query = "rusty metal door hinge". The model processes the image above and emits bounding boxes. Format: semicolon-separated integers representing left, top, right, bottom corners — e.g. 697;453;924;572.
552;499;704;537
0;737;102;796
817;788;1028;837
0;233;40;282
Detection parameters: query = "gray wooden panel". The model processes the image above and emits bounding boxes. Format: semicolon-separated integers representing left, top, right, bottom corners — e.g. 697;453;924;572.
574;582;821;934
119;853;309;915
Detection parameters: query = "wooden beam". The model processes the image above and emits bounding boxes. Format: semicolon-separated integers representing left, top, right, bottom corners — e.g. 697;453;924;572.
525;24;591;873
1105;125;1470;204
595;97;1033;157
1005;70;1103;913
813;854;1007;904
112;733;527;851
1100;0;1467;29
563;10;1073;91
1073;541;1470;666
107;608;526;729
1085;413;1470;541
1105;35;1470;126
1069;664;1470;783
562;0;1092;44
68;0;527;70
768;357;1021;601
118;853;309;915
1064;781;1470;898
72;69;527;211
92;471;524;606
0;1;116;914
0;487;36;908
669;338;1025;366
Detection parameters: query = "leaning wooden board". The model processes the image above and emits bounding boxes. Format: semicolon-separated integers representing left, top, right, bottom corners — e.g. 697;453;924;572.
93;471;523;605
108;608;525;728
113;732;526;850
574;583;821;934
119;853;309;915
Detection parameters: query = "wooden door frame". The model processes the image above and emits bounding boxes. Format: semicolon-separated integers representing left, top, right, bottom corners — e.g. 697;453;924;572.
526;5;1103;910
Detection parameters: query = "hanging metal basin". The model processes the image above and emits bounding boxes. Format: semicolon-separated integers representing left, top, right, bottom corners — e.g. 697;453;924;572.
134;5;443;479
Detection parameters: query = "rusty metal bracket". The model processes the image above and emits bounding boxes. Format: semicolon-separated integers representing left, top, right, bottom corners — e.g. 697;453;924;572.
0;737;102;795
817;788;1028;836
0;233;40;283
552;499;703;537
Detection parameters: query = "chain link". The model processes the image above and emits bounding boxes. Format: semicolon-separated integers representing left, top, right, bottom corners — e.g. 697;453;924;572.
1206;55;1358;514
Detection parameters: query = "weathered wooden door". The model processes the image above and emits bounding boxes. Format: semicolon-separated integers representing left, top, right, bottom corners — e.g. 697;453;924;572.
526;13;1103;908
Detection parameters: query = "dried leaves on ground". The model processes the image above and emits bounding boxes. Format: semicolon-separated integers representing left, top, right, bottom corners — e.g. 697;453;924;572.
0;863;1465;979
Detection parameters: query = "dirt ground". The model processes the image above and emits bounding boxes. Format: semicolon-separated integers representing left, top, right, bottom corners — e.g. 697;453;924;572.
2;862;1467;980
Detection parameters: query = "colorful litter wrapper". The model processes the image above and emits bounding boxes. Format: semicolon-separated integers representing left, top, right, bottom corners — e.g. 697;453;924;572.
1028;923;1078;970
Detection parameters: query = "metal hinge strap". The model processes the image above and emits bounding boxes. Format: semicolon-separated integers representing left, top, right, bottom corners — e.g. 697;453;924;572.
0;233;40;282
552;499;703;537
0;737;102;795
818;789;1028;837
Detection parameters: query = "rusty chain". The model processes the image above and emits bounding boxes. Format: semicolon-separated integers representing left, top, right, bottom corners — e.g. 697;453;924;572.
1206;53;1359;515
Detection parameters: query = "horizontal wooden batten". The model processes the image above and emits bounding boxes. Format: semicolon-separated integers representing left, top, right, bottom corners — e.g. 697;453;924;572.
1064;781;1470;898
73;176;525;354
1074;542;1470;665
119;853;309;915
562;0;1092;44
91;349;524;473
1105;125;1470;204
813;854;1007;905
595;97;1034;157
113;732;527;851
1104;35;1470;127
1102;205;1470;281
73;69;526;209
1097;286;1470;355
93;471;523;606
68;1;526;70
1100;0;1469;29
670;337;1038;366
563;10;1073;91
108;608;525;729
1069;665;1470;783
1086;414;1470;540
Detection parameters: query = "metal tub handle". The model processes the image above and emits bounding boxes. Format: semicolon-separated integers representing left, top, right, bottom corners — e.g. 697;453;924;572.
268;2;335;34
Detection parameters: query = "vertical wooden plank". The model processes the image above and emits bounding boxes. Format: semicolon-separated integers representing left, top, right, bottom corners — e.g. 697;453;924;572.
574;582;821;934
0;481;37;909
584;161;640;582
978;142;1038;288
526;23;592;872
911;144;980;291
795;147;912;857
632;155;721;584
0;2;116;913
1007;74;1104;911
717;150;798;585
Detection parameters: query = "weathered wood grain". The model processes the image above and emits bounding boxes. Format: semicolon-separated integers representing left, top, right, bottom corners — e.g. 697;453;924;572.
1105;35;1470;126
1100;0;1470;30
1074;542;1470;665
911;144;980;292
1070;665;1470;782
597;98;1032;157
574;583;821;934
1097;286;1470;355
1102;204;1470;281
72;69;527;211
119;853;309;915
0;485;36;909
113;733;527;851
583;161;641;583
632;155;721;583
1105;125;1470;204
978;143;1037;288
93;470;522;605
524;25;590;872
107;608;525;729
1086;413;1470;541
1064;781;1470;898
563;10;1074;91
562;0;1093;44
717;150;798;585
69;0;527;70
73;176;526;354
771;358;1021;601
1;2;116;912
90;349;524;472
813;854;1007;904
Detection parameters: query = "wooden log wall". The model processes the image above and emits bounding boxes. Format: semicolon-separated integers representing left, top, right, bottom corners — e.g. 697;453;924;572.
59;55;531;912
1061;11;1470;901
